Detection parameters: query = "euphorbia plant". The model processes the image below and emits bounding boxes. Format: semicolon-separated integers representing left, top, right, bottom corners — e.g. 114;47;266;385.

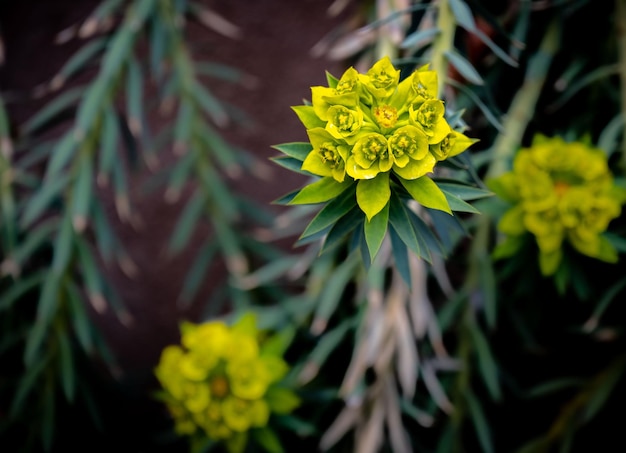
272;56;486;266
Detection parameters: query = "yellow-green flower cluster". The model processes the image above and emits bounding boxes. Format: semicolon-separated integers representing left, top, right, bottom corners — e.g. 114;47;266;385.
293;56;475;219
489;135;626;275
154;314;298;451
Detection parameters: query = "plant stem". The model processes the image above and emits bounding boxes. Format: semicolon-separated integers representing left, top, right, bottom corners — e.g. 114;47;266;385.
617;0;626;170
431;0;455;97
486;18;560;179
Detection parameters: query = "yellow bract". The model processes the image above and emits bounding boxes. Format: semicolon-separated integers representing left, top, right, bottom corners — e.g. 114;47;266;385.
490;136;626;275
154;314;298;451
294;56;475;219
302;58;472;182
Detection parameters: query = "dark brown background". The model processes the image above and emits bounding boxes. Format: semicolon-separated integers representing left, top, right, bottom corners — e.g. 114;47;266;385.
1;0;353;372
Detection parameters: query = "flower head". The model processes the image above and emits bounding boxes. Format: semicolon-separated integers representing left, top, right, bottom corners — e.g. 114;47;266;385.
489;136;626;275
288;56;476;221
154;314;299;452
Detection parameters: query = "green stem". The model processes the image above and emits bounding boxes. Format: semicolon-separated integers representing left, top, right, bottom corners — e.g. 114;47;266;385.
486;18;560;180
431;0;456;97
617;0;626;170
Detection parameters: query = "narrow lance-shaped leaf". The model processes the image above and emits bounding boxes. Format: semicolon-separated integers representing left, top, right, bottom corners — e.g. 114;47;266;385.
388;193;420;257
11;218;58;267
271;142;312;161
300;185;357;239
444;50;484;85
75;235;106;313
125;55;144;137
71;152;94;232
401;28;440;49
57;327;76;402
52;212;74;275
65;278;94;353
21;86;85;135
468;324;501;401
448;0;476;31
168;189;206;254
9;354;49;418
193;81;228;127
356;172;390;221
399;175;452;214
44;132;78;181
179;240;218;306
51;38;107;89
465;390;494;453
364;201;389;261
312;252;360;332
98;104;120;183
291;177;354;205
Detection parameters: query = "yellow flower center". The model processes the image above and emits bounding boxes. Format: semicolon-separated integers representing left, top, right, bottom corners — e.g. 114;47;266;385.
554;181;570;197
364;136;388;161
372;69;394;89
389;132;417;158
336;78;356;94
330;106;355;132
319;142;342;169
210;376;230;399
374;105;398;128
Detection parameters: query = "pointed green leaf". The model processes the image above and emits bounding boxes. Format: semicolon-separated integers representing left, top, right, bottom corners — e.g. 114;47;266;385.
252;427;284;453
168;190;206;254
449;0;476;31
444;50;484;85
194;82;228;126
326;71;339;88
265;386;301;415
300;185;356;239
98;105;119;180
389;227;411;288
388;193;420;257
52;213;74;274
292;105;325;129
9;355;48;418
22;86;85;135
0;270;46;312
321;206;363;254
401;28;440;49
465;390;494;453
57;328;76;402
435;181;493;200
356;173;391;221
126;56;144;137
442;190;480;213
468;324;501;401
56;37;107;83
65;279;94;353
364;202;389;261
290;177;353;205
44;131;78;180
271;142;312;161
179;240;218;306
71;153;94;230
270;156;311;174
399;175;452;214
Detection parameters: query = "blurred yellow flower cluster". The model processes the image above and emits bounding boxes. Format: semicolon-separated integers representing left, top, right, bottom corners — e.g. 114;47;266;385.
490;135;626;275
154;314;299;452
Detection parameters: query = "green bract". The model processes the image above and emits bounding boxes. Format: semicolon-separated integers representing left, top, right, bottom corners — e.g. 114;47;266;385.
273;56;483;262
489;135;626;276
